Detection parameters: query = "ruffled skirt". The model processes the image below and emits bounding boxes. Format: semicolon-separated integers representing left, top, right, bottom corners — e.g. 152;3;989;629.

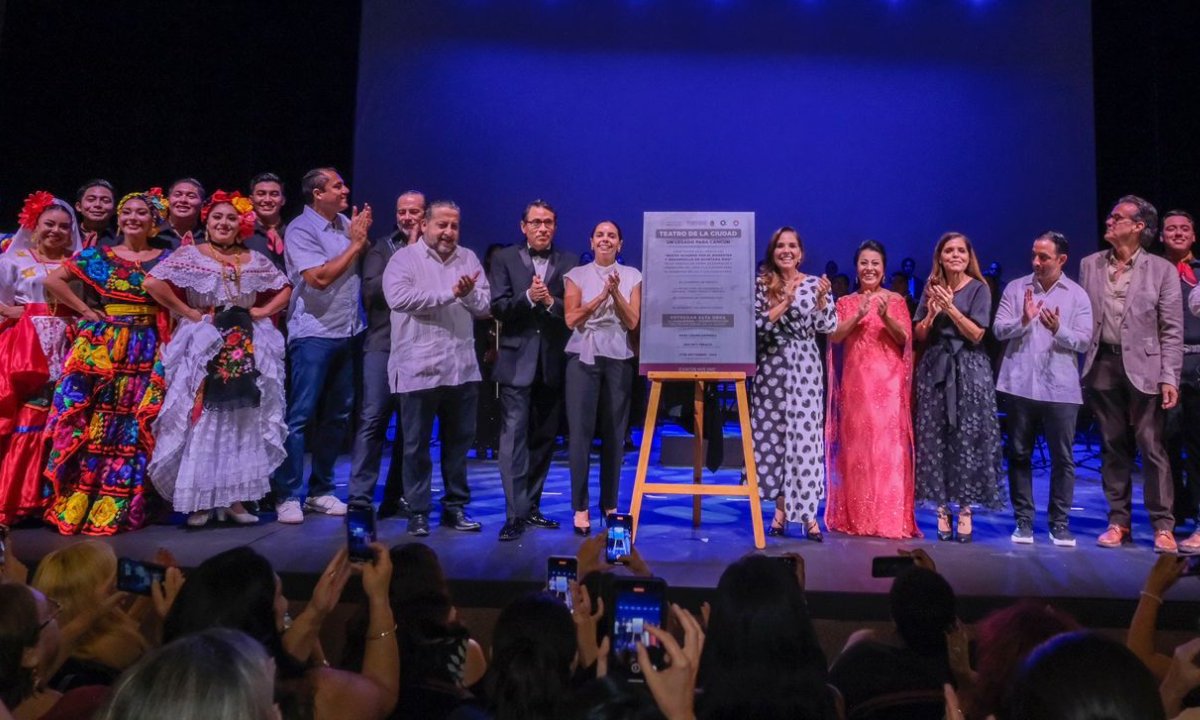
149;314;286;512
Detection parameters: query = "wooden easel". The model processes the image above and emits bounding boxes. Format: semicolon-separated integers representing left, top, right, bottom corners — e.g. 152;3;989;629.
629;371;765;549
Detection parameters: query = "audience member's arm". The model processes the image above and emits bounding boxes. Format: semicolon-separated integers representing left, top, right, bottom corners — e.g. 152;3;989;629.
1161;638;1200;718
464;639;487;687
640;604;704;720
1129;554;1184;679
571;581;605;671
0;532;28;585
284;549;353;665
354;543;400;716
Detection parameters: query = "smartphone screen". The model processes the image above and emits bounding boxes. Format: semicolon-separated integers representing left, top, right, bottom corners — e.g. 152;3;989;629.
871;555;916;578
606;513;633;564
546;556;578;609
116;558;167;596
347;506;377;563
0;523;8;567
608;578;666;681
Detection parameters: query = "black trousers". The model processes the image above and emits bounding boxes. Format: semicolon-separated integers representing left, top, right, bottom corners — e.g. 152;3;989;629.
398;382;478;515
498;374;563;521
1166;380;1200;521
565;355;633;513
1002;393;1078;526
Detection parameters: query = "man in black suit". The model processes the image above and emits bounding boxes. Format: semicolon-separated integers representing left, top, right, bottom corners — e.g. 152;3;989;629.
489;200;578;541
348;190;425;515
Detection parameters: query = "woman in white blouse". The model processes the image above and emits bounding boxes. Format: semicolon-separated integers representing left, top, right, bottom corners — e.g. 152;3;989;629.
563;221;642;535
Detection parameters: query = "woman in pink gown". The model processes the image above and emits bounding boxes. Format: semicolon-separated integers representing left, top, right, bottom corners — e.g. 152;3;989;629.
825;240;920;538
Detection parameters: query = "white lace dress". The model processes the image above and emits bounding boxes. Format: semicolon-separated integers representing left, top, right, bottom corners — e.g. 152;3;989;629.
148;245;289;512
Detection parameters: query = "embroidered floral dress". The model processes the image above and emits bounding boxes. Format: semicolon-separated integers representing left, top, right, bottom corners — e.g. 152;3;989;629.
148;245;289;512
45;246;169;535
0;249;77;524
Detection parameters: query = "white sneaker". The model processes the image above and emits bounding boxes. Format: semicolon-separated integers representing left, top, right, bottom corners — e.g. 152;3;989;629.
276;499;304;524
305;495;347;516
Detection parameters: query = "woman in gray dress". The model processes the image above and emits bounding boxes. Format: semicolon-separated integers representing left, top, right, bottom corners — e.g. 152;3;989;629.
751;227;836;540
913;232;1005;542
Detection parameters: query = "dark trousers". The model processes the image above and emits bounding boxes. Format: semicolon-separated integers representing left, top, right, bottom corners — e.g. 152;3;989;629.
565;355;633;513
1086;349;1175;531
273;335;357;501
1002;393;1078;526
1166;381;1200;522
498;374;563;521
347;350;404;506
398;382;477;514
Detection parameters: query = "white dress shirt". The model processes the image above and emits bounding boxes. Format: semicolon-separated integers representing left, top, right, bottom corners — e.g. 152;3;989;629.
382;240;491;393
993;272;1093;404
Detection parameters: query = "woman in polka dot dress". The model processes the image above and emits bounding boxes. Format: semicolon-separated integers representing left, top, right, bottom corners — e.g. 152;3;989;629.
750;226;836;540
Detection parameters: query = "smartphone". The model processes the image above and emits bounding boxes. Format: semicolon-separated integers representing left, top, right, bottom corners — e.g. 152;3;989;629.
546;556;578;609
605;513;633;564
116;557;167;596
0;523;8;566
1183;556;1200;577
871;555;916;578
607;576;667;682
347;505;377;563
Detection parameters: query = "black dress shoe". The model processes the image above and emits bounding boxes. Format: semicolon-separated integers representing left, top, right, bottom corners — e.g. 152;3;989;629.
499;519;525;542
379;497;411;520
407;513;430;537
524;511;560;530
573;524;591;537
441;508;482;532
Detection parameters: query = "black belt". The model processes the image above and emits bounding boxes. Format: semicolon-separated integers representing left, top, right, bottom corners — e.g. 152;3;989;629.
1099;343;1122;355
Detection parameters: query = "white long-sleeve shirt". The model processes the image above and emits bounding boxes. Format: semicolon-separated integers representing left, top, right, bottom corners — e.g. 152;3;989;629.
993;272;1093;404
382;240;491;393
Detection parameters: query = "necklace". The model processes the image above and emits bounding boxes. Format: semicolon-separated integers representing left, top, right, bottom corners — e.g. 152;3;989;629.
30;246;66;315
205;243;245;299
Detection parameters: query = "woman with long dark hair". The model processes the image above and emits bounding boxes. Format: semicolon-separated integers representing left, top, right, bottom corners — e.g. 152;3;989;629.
485;593;577;720
699;554;837;719
749;227;836;540
912;232;1005;542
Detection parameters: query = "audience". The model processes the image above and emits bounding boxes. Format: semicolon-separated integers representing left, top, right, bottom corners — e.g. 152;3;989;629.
483;592;577;720
162;545;398;720
699;554;837;720
828;559;956;718
30;541;151;688
97;628;279;720
0;583;108;719
344;542;487;719
1004;632;1166;720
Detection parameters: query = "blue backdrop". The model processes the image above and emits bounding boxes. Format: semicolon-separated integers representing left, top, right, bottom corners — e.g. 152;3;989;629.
354;1;1096;283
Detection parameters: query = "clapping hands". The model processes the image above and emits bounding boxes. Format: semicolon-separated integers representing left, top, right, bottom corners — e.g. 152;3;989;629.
453;272;481;298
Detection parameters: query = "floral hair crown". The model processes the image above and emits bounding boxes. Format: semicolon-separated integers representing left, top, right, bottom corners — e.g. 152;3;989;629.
201;190;257;239
17;190;58;230
117;188;170;237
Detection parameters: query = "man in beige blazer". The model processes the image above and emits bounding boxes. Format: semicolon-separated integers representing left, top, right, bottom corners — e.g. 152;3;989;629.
1080;195;1183;552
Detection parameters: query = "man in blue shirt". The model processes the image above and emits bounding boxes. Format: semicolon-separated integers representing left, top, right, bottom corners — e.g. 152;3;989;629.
273;167;372;524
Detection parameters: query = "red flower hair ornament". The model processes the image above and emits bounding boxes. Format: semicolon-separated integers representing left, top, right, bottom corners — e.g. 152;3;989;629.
201;190;257;240
17;190;58;230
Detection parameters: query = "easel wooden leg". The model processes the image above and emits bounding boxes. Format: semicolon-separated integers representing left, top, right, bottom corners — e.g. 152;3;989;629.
630;379;663;543
735;380;765;549
692;381;704;528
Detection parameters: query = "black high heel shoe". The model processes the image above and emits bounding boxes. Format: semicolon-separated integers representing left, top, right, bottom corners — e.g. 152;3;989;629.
804;521;824;543
956;509;973;544
767;513;787;537
936;507;954;542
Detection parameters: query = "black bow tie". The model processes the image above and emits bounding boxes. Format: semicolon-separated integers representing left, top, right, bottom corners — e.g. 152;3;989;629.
528;246;552;259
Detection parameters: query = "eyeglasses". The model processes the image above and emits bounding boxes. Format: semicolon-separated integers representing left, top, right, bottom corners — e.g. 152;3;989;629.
524;219;555;228
37;597;62;634
1107;213;1138;225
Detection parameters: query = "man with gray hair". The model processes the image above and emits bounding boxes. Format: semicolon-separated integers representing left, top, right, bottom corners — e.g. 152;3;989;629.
383;200;491;536
349;190;425;517
1080;195;1183;552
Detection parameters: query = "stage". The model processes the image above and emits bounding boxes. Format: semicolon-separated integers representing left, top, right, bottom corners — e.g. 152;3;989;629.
10;431;1200;631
